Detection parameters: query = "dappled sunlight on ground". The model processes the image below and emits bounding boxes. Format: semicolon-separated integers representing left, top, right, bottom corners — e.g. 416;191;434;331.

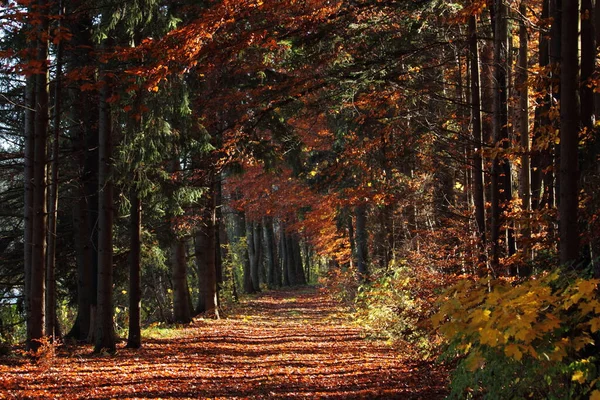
0;287;448;399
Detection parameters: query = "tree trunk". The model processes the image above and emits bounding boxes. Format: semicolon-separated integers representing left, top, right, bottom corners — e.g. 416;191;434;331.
194;182;218;316
491;0;514;270
280;224;291;286
45;2;64;339
23;74;35;350
172;237;192;323
518;1;532;264
94;44;116;353
28;0;50;351
559;0;580;266
126;187;142;349
292;236;306;285
246;220;262;291
263;217;278;288
355;204;368;281
234;209;255;294
66;9;99;340
468;15;487;258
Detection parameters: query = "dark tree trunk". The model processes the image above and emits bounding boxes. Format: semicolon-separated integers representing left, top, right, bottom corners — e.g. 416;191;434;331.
23;74;35;349
66;9;98;341
28;0;50;351
469;15;487;257
280;224;291;286
94;46;116;353
126;187;142;349
246;220;262;291
292;236;306;285
172;237;192;323
532;0;551;211
559;0;580;266
355;204;368;281
263;217;278;288
518;1;532;264
45;2;64;339
194;181;218;315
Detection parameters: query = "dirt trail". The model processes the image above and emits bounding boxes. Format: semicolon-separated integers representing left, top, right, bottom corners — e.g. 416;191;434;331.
1;286;448;399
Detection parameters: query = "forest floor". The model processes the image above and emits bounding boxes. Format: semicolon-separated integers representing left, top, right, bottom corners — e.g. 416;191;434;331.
0;286;448;399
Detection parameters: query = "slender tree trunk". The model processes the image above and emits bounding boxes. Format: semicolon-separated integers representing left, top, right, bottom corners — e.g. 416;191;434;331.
469;15;487;257
559;0;580;266
172;237;192;323
355;204;368;281
23;74;35;350
280;224;291;286
263;217;278;288
518;1;532;264
126;186;142;348
246;220;262;291
491;0;514;270
292;237;306;285
45;2;64;339
194;182;218;316
532;0;551;211
28;0;50;351
94;44;116;353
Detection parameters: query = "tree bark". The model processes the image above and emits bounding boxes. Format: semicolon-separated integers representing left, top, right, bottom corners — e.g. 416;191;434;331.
126;186;142;349
45;1;64;339
518;1;532;264
559;0;580;266
28;0;50;351
263;217;278;288
194;181;218;316
94;44;116;353
468;15;487;257
355;204;368;281
172;237;192;323
246;220;262;291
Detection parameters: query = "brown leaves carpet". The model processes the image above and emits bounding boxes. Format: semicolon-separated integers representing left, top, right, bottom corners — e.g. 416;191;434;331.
0;287;448;399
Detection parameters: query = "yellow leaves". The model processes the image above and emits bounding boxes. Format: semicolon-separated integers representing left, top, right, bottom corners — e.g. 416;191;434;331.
433;271;600;376
504;344;523;361
590;390;600;400
572;370;586;384
479;327;504;347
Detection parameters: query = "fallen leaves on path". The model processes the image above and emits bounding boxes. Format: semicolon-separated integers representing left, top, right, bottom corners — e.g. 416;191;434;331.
0;287;448;399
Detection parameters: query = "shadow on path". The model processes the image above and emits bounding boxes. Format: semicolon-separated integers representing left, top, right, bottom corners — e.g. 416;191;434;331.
0;286;448;399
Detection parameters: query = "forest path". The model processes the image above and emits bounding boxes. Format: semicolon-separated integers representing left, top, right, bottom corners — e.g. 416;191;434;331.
1;286;448;399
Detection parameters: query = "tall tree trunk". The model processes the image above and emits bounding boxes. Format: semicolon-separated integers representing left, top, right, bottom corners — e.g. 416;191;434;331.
491;0;514;270
280;224;291;286
234;209;255;293
468;15;487;258
66;8;99;340
518;1;532;264
263;217;278;288
355;204;368;281
23;74;35;350
532;0;551;211
194;182;218;316
246;220;262;291
581;0;599;274
172;237;192;323
45;1;64;339
559;0;580;266
126;186;142;349
292;236;306;285
94;44;116;353
28;0;50;351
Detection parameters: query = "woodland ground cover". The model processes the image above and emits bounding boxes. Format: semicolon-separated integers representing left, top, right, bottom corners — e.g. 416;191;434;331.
0;287;448;399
